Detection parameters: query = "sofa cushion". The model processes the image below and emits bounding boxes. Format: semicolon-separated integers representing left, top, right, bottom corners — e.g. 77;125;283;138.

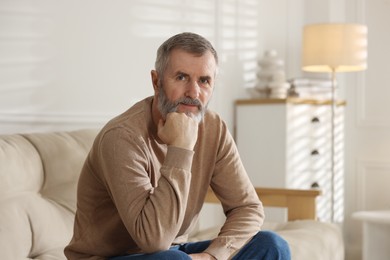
269;220;344;260
0;135;44;197
24;130;98;213
0;129;98;259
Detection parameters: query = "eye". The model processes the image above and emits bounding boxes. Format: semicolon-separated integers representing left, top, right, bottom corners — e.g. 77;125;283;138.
177;74;187;81
199;77;212;86
200;78;209;84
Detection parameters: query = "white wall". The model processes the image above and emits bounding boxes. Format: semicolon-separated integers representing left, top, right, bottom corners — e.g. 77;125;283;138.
1;0;153;132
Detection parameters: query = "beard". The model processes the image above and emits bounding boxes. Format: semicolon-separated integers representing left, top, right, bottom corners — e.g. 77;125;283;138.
157;84;208;123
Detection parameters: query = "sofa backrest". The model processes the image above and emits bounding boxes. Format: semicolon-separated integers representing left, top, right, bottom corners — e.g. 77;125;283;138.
0;129;98;259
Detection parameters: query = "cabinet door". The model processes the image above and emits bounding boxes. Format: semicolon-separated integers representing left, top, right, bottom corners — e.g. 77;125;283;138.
236;104;288;188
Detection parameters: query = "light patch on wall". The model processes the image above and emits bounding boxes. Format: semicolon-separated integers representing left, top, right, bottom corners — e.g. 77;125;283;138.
0;2;54;113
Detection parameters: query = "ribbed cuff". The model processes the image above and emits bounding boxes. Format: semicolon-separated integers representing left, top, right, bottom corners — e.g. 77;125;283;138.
204;238;237;260
164;146;194;171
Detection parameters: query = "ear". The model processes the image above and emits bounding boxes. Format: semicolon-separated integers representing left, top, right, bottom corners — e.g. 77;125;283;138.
151;70;159;92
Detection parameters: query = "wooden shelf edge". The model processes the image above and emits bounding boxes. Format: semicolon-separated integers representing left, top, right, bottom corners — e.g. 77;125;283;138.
205;186;321;221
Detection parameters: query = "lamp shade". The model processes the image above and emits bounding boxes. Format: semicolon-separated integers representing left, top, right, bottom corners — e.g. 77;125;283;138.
302;23;368;72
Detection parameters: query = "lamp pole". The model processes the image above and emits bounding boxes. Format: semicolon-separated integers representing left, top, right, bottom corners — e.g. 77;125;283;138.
330;67;336;222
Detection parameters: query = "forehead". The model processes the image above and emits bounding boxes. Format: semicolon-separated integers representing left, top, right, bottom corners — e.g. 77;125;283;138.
166;48;217;77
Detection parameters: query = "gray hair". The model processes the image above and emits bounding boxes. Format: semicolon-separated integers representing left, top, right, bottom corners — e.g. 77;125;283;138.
154;32;219;77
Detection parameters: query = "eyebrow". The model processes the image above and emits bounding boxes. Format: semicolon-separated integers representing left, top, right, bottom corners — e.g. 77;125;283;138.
175;71;212;81
175;71;189;77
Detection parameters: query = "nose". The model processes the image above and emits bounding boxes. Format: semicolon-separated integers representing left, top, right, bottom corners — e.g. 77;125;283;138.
185;81;200;99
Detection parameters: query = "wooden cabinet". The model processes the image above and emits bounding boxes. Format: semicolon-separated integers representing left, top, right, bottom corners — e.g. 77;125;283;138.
235;98;345;222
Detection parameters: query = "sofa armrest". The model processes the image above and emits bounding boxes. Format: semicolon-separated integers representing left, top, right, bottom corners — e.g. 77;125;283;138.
205;187;321;221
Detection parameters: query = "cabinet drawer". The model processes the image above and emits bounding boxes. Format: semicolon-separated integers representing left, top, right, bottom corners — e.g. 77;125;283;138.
287;104;332;139
288;137;331;172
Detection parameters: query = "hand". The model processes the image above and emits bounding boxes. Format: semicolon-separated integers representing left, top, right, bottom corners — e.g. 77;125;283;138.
189;252;216;259
157;112;199;150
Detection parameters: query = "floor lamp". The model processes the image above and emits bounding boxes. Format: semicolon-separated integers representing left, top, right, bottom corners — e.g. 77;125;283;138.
301;23;368;222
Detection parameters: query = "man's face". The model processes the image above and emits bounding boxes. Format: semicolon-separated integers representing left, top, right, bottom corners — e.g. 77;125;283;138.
153;49;217;123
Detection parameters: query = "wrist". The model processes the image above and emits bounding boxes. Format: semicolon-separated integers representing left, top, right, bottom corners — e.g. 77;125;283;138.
170;140;194;151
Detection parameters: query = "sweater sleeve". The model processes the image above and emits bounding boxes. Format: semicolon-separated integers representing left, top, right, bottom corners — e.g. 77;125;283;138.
204;122;265;260
98;128;194;253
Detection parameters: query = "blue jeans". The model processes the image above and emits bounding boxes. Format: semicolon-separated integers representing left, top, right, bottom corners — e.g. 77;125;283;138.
109;231;291;259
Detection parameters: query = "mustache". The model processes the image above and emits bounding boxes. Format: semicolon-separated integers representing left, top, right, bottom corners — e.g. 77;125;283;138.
173;97;203;110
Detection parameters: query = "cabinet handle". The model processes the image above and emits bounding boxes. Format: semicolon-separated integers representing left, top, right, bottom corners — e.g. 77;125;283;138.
311;182;320;189
311;117;320;123
311;149;320;156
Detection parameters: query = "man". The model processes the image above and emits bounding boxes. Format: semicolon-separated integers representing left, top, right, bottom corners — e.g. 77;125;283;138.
65;32;290;259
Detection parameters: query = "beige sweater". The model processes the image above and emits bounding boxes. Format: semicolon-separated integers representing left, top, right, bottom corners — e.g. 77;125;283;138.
65;97;264;260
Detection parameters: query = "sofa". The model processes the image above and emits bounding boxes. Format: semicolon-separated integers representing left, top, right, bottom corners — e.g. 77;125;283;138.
0;129;344;259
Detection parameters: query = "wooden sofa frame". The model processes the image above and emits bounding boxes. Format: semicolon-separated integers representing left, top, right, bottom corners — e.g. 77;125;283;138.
205;187;321;221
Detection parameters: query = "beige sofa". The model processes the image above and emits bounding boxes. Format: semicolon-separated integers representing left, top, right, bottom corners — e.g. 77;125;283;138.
0;129;344;259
